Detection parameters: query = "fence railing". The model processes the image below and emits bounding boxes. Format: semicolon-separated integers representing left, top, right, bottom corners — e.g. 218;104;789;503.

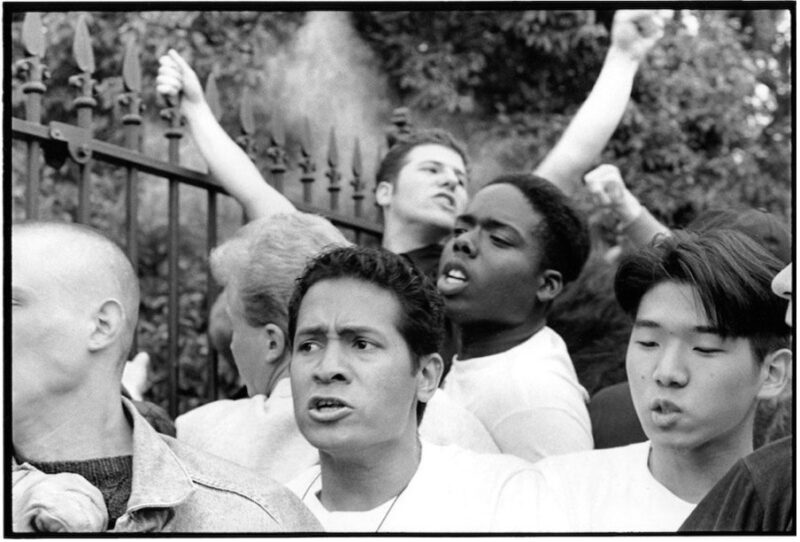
10;12;405;417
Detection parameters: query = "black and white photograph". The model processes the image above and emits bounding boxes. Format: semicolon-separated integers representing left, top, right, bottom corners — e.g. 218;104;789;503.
6;4;794;534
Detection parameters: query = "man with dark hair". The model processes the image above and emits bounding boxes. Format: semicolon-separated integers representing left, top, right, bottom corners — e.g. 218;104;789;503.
438;174;593;462
174;213;496;484
527;229;791;532
677;261;794;533
284;246;540;532
11;221;320;533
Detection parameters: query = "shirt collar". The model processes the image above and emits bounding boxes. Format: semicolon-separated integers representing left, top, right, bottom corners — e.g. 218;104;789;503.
121;397;195;512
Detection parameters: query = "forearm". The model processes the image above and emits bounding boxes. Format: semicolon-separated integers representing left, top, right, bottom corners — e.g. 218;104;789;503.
619;206;671;246
535;47;641;196
182;100;296;220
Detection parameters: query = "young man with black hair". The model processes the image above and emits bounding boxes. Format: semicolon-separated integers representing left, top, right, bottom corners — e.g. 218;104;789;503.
677;261;794;533
527;229;791;532
284;246;539;532
438;173;594;462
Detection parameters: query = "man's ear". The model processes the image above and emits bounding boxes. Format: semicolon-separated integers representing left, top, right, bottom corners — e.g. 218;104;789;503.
536;269;563;304
375;181;394;208
88;299;125;352
416;353;444;404
263;323;288;364
757;348;792;401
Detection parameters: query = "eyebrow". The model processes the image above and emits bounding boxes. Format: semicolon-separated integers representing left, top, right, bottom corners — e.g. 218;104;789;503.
294;324;386;338
455;214;522;235
419;160;467;177
633;320;722;334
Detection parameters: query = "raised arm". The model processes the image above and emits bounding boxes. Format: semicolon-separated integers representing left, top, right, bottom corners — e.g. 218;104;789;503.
156;49;296;220
583;163;670;247
535;10;666;196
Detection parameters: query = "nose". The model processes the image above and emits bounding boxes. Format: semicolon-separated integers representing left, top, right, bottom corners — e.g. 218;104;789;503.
771;263;792;300
312;341;349;384
652;344;688;388
440;167;459;190
452;230;477;257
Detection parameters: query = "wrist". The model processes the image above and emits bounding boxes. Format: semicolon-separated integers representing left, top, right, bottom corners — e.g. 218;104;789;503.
605;45;643;69
181;98;213;124
615;191;643;226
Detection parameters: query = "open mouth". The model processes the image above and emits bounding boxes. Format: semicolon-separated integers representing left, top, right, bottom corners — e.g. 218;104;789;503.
442;268;467;284
434;193;456;209
649;399;682;427
312;397;349;410
308;396;353;422
437;262;469;295
651;399;681;414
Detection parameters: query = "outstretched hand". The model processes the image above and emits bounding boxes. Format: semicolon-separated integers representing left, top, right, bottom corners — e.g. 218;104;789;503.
610;10;668;62
583;164;642;225
156;49;205;106
13;466;108;532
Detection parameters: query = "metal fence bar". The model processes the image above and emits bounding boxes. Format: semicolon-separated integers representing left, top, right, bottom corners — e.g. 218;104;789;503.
70;15;96;225
120;39;143;354
299;118;316;205
327;127;341;212
16;13;46;220
162;98;184;418
206;192;219;402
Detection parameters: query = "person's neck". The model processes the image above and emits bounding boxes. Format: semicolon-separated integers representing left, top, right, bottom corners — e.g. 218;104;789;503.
317;435;422;512
648;425;755;503
14;386;133;463
265;361;290;397
381;219;447;254
458;317;546;360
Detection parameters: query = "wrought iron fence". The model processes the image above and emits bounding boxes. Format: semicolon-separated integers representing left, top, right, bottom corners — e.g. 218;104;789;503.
10;12;403;417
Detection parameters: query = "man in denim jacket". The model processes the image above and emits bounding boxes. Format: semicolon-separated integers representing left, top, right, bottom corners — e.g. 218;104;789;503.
10;221;320;533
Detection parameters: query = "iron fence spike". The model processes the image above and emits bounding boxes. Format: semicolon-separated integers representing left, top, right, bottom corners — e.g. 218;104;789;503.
73;14;95;74
22;12;45;58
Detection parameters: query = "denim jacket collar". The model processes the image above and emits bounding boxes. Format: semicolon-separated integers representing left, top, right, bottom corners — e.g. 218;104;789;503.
113;398;195;531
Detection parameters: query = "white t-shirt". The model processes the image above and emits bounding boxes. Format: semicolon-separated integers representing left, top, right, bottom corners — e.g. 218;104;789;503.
176;378;503;483
531;441;697;532
287;441;544;532
175;378;318;484
442;326;592;463
419;388;500;454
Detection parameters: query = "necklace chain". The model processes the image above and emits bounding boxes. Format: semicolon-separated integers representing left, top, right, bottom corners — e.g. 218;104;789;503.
303;471;410;532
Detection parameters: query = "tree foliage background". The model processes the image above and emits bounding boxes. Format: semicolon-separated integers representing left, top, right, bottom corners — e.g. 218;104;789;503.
9;9;793;414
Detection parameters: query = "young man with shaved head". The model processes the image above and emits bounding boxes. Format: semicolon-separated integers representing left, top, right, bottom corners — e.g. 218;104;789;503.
11;221;320;533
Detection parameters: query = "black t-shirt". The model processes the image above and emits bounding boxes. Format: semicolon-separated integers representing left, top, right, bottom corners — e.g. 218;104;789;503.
679;436;794;533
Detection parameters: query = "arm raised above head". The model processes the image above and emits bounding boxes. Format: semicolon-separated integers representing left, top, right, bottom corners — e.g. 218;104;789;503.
583;163;670;247
156;49;297;221
535;10;667;196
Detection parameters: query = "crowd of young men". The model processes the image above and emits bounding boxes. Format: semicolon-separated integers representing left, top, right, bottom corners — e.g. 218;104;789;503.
11;9;793;534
